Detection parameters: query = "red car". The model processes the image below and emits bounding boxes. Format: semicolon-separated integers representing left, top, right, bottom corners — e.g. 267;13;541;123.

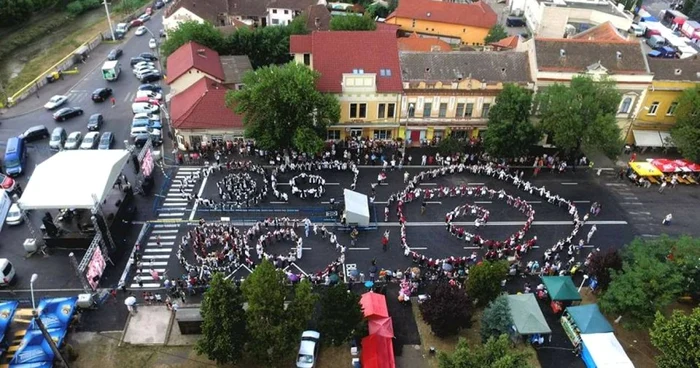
130;19;143;28
0;173;16;192
133;96;160;105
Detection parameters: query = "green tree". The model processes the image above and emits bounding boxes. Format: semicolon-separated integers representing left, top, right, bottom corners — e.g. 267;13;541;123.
690;1;700;20
586;249;623;292
227;63;340;153
285;279;318;344
241;260;292;365
466;260;509;307
684;0;697;14
161;21;225;59
330;15;376;31
437;136;464;155
66;1;83;15
670;85;700;162
484;24;508;44
650;308;700;368
598;236;700;328
483;84;540;158
318;283;364;346
480;295;514;343
289;13;310;35
535;76;622;159
367;2;390;18
227;25;294;68
438;335;533;368
195;273;247;365
419;283;473;337
0;0;33;26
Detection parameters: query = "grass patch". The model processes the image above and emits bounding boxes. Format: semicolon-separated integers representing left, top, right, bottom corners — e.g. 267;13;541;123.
411;302;541;368
0;13;77;61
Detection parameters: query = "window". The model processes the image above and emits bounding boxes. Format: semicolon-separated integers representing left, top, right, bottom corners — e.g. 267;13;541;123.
481;103;491;118
648;102;659;115
666;102;678;116
619;97;632;113
455;103;465;117
387;103;395;118
271;18;279;25
439;103;448;118
378;104;386;119
350;103;367;119
465;103;474;117
379;69;392;77
423;102;432;117
327;130;340;140
412;19;416;27
378;103;396;119
408;104;415;117
350;129;362;138
272;9;277;13
303;54;310;66
374;130;392;139
284;9;289;14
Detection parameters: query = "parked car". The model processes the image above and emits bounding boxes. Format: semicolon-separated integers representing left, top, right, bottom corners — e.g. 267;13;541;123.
139;71;162;83
135;26;147;36
49;127;67;150
115;22;129;34
0;173;16;192
87;113;104;131
91;87;113;102
296;331;320;368
5;203;24;226
107;48;123;60
132;102;160;114
80;132;100;149
130;19;143;28
149;38;157;49
53;107;83;121
133;130;162;147
133;65;156;76
130;56;150;67
506;17;526;27
20;125;50;142
139;52;158;61
139;13;151;22
136;90;162;100
44;95;68;110
133;61;156;69
133;112;161;122
138;83;161;92
155;1;164;9
98;132;115;150
145;7;153;15
133;96;160;105
64;131;82;150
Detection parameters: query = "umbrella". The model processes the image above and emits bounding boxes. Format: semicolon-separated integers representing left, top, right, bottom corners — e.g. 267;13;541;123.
411;267;421;276
349;269;359;277
288;273;300;282
442;263;454;272
124;296;136;306
369;265;378;274
329;273;340;283
364;281;374;288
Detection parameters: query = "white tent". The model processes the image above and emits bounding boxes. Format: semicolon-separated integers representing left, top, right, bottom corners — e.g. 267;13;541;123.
580;333;634;368
344;189;370;227
19;150;130;210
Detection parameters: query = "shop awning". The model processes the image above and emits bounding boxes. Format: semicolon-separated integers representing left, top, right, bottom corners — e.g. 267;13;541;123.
632;130;664;147
360;291;389;320
658;131;675;147
541;276;582;301
629;162;663;177
506;294;552;335
580;333;634;368
565;304;613;334
650;158;683;173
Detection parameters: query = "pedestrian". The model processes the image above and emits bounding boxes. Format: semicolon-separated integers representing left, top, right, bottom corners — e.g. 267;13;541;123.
156;235;162;247
421;200;426;215
659;181;667;194
135;275;143;288
381;235;388;252
662;213;672;225
110;288;118;304
586;225;597;244
110;97;116;108
421;154;427;166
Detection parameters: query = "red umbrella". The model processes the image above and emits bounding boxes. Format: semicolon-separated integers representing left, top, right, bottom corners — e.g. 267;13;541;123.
650;159;681;173
674;159;700;172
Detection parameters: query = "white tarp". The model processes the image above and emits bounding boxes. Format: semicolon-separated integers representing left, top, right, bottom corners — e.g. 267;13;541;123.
632;130;664;147
344;189;370;227
580;333;634;368
19;150;130;210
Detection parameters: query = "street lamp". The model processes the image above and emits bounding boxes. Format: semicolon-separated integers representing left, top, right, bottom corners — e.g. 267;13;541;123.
577;274;589;293
103;0;116;41
30;273;38;310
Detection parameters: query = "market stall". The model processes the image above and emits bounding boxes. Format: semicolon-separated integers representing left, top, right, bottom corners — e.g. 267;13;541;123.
541;276;581;313
344;189;370;227
368;317;394;338
506;294;551;342
360;291;389;320
628;162;663;184
561;304;612;346
580;333;634;368
361;334;396;368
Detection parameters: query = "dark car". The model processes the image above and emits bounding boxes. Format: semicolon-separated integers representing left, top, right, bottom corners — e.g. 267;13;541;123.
130;57;150;67
506;17;526;27
139;52;158;61
20;125;50;142
138;83;162;93
107;48;123;60
140;71;162;83
98;131;115;150
53;107;83;121
91;87;113;102
155;1;164;9
130;19;143;28
87;113;104;131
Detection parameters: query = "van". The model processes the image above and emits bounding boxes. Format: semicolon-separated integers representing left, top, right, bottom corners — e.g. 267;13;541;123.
629;24;645;36
506;17;526;27
647;35;665;48
0;259;15;287
4;137;26;177
132;102;160;114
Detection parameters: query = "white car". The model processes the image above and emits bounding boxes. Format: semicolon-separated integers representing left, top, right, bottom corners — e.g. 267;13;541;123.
64;131;82;150
135;26;147;36
5;203;24;226
134;67;157;77
133;65;156;74
296;331;320;368
133;112;160;122
133;61;155;69
148;38;157;49
136;90;162;100
80;131;100;149
44;95;68;110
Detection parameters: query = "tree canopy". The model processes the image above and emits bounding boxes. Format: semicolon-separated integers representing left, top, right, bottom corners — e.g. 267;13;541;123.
650;308;700;368
481;295;514;343
586;249;623;292
330;14;377;31
438;335;533;368
598;236;700;328
484;24;508;44
466;260;509;307
483;84;540;158
535;76;622;159
420;283;473;337
161;21;226;60
318;283;364;346
195;273;247;365
227;63;340;154
670;85;700;162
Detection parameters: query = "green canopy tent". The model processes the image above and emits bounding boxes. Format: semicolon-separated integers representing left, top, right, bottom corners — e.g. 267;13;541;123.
541;276;582;301
565;304;613;334
506;294;552;335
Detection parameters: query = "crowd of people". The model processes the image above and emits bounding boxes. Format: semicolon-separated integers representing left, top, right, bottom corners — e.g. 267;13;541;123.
288;173;326;199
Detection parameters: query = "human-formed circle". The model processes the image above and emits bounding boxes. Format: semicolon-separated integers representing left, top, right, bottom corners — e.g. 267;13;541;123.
289;173;326;199
215;172;260;207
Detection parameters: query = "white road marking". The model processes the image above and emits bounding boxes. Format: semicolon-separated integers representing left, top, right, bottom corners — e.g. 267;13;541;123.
123;92;132;102
151;229;179;234
605;183;627;186
629;211;651;215
135;268;166;273
526;201;542;204
420;183;437;186
561;182;578;185
144;248;173;253
162;203;187;207
621;202;643;205
411;247;427;250
348;247;370;250
189;174;208;220
154;224;179;228
152;235;176;239
159;212;185;217
425;201;442;204
270;201;287;204
376;220;627;227
467;183;485;185
573;200;591;203
474;201;492;204
139;254;170;259
146;242;174;247
164;197;188;202
130;283;161;288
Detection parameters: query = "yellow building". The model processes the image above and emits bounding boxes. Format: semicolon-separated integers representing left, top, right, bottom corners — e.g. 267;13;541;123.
290;31;403;140
385;0;498;46
398;51;533;143
629;58;700;144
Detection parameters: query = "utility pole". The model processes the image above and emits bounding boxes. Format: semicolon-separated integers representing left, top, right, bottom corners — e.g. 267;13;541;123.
32;310;71;368
104;0;116;41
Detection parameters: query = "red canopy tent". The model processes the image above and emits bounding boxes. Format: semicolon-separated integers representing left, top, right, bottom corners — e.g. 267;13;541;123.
368;317;395;338
650;158;682;173
673;159;700;172
361;334;396;368
360;292;389;320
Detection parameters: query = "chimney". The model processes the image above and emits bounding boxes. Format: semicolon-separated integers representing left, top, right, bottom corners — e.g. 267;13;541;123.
674;68;682;75
559;49;566;58
315;17;320;27
616;51;622;60
197;49;207;58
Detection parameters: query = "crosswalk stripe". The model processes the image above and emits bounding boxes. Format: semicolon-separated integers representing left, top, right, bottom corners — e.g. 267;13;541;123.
139;254;171;259
135;269;166;273
123;92;132;102
144;248;173;252
154;224;179;228
159;213;184;217
178;167;202;171
162;203;187;207
130;283;161;288
150;235;176;239
135;262;168;266
146;242;175;246
164;197;188;202
152;229;179;234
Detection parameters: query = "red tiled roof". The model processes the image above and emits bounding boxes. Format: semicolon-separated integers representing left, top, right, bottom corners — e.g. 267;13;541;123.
386;0;497;29
571;21;628;42
166;41;226;85
489;35;519;50
170;77;244;129
296;31;403;93
290;35;312;54
376;22;401;33
398;33;452;52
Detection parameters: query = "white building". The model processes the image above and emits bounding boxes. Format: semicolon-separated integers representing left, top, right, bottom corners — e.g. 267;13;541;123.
266;0;324;26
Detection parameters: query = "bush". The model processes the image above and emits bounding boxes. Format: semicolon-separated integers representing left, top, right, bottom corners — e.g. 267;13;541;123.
419;283;473;337
113;0;148;14
66;1;84;16
80;0;102;11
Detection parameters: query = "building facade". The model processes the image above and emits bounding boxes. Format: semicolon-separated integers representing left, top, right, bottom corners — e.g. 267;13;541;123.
398;51;532;143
